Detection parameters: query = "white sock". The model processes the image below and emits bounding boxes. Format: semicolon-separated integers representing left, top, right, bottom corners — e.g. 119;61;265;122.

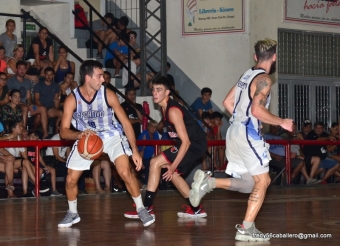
132;194;144;211
243;221;254;229
68;199;78;214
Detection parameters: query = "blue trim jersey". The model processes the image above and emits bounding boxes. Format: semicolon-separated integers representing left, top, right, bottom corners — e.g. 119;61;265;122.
71;85;124;139
230;67;270;135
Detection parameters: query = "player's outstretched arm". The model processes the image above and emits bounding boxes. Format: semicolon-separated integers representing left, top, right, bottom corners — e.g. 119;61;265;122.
251;74;293;131
222;85;236;115
60;94;82;140
106;89;142;170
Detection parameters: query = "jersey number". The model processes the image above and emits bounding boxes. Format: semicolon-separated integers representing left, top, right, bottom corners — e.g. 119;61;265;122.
88;121;96;128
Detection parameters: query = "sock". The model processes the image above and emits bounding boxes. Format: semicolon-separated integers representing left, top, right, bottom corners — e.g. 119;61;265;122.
208;178;216;189
68;199;78;214
243;221;254;229
132;194;144;211
144;190;156;209
186;198;200;213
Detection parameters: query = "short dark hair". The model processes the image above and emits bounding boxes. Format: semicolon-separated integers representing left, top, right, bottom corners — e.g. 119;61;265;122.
8;121;20;133
331;122;338;128
0;45;5;51
104;71;111;77
16;60;27;68
128;30;137;38
104;13;114;21
132;52;140;60
28;129;42;139
314;121;324;128
9;89;20;97
212;111;223;119
64;71;74;78
201;112;211;120
0;71;7;77
44;67;55;75
167;62;171;68
39;26;48;33
125;88;136;95
201;87;212;95
79;60;103;86
58;45;68;52
119;16;129;27
152;76;171;90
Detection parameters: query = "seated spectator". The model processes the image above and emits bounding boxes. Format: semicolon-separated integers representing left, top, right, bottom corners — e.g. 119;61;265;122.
104;38;128;77
211;111;225;170
53;46;75;83
34;67;62;133
59;72;77;110
6;44;38;82
26;129;62;196
1;89;22;131
325;122;340;182
166;62;175;90
92;159;112;194
0;19;17;58
128;31;139;50
0;148;16;198
303;121;340;184
26;27;54;75
120;88;143;138
297;119;313;141
138;120;160;186
280;122;320;184
86;13;115;59
102;71;115;92
0;72;9;109
0;46;7;72
7;61;49;137
122;53;140;88
5;121;49;197
191;87;213;118
263;125;305;183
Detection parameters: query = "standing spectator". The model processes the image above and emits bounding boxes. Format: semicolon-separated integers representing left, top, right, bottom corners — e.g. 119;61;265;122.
138;120;160;186
7;61;49;137
53;46;75;83
104;38;128;77
211;111;225;170
0;19;17;58
191;87;213;118
26;27;54;75
303;121;340;184
0;46;7;72
34;67;62;133
120;88;143;138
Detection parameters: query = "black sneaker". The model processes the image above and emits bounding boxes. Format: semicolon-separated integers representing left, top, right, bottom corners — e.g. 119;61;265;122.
112;186;126;193
39;184;50;193
22;191;35;198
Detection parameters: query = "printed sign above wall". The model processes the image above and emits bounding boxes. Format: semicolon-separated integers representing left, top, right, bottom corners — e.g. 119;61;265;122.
285;0;340;26
182;0;244;36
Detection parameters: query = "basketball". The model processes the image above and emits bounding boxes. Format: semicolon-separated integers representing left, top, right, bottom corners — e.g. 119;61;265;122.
77;134;104;160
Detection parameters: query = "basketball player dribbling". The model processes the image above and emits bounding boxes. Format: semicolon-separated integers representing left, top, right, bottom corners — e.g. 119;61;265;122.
58;60;154;228
189;39;293;241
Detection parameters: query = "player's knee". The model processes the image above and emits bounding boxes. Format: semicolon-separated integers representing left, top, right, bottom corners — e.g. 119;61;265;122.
117;167;132;181
65;175;77;188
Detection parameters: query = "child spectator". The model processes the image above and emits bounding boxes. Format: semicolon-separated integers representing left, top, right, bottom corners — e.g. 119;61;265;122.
26;129;62;196
0;46;7;72
138;120;160;185
191;87;213;118
211;111;225;170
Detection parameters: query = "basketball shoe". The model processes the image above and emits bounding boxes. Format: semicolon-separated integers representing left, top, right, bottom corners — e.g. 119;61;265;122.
189;170;213;207
235;223;270;242
137;207;155;227
58;210;81;228
177;205;207;218
124;204;155;219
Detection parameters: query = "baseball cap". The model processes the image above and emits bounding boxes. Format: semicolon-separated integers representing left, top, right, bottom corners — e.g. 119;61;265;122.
303;120;312;127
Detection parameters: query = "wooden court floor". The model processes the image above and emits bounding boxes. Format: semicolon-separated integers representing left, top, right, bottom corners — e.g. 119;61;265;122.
0;184;339;246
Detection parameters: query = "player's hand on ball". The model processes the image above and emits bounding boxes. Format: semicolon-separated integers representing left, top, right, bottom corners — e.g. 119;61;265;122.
80;129;97;138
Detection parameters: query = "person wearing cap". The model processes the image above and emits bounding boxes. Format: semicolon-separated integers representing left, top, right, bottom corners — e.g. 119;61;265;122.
297;120;313;140
303;121;340;184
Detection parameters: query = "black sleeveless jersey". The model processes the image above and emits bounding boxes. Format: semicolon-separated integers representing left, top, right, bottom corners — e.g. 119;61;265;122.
163;98;206;143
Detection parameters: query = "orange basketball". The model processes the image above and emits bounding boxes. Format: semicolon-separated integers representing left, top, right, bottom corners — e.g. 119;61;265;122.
77;134;104;160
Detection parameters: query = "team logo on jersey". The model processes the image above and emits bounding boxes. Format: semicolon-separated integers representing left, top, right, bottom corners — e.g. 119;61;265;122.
78;100;82;105
168;131;178;138
170;146;178;153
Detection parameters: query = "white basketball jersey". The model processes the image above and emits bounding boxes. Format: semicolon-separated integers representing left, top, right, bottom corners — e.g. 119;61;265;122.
71;86;124;139
230;68;271;133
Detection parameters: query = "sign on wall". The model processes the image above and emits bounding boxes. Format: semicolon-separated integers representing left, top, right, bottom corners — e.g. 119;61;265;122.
285;0;340;26
182;0;244;35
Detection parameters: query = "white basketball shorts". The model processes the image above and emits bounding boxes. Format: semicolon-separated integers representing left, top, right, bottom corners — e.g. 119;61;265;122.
225;123;271;177
66;135;132;171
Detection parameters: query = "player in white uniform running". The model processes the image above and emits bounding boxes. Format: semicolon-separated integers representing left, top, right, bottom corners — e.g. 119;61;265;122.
189;39;293;242
58;60;154;228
